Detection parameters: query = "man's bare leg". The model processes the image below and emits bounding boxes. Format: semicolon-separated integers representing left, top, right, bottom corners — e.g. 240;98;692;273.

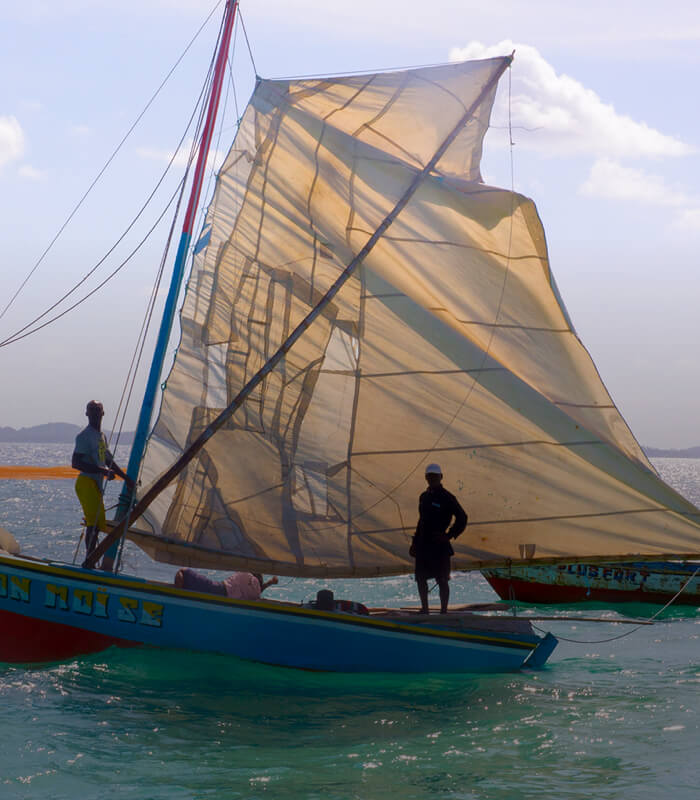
438;578;449;614
417;578;430;614
85;526;98;557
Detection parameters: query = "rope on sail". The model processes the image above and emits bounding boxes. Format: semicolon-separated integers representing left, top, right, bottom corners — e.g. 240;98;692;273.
0;0;226;328
84;54;514;569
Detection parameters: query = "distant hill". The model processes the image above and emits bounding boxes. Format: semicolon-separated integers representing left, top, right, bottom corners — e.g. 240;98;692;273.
644;445;700;459
1;424;698;457
0;423;134;445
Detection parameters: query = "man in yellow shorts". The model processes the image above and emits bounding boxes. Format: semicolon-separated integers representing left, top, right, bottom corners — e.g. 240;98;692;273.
72;400;133;570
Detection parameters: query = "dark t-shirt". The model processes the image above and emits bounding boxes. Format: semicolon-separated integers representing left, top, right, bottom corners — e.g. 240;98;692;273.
411;485;468;579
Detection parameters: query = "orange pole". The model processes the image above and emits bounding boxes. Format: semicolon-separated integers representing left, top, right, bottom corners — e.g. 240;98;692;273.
0;466;125;480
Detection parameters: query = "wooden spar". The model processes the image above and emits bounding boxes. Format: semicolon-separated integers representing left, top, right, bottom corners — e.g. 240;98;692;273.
84;54;513;568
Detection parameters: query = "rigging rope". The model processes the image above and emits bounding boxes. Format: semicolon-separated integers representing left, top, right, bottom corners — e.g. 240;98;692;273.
228;54;242;125
108;4;238;460
531;566;700;644
109;49;222;453
0;1;227;353
0;179;184;349
275;58;463;81
238;8;258;75
224;11;244;133
109;2;243;462
0;0;225;327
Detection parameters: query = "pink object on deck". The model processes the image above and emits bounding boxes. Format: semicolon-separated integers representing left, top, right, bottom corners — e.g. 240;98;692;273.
223;572;261;600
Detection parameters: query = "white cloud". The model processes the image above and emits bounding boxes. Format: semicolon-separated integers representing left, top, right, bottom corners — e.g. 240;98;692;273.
450;40;694;159
0;116;25;169
18;164;47;180
580;158;700;230
580;159;691;206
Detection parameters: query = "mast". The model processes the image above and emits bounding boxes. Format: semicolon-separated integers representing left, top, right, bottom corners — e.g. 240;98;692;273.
115;0;239;526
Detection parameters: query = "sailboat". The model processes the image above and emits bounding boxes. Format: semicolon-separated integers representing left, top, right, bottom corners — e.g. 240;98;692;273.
1;0;699;671
482;560;700;605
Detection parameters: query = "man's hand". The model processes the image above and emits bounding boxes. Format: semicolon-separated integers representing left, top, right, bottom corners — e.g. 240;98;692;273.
104;469;115;481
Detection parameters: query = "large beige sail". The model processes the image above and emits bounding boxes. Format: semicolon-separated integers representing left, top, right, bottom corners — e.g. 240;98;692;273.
133;58;700;576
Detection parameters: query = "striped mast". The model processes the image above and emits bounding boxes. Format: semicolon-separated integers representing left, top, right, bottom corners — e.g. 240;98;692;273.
116;0;239;521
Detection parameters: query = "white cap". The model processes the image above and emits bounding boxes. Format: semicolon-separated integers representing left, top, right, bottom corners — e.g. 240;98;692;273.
425;463;442;475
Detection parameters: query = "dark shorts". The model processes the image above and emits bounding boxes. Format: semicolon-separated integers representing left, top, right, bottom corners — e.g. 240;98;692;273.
412;534;452;583
414;553;451;583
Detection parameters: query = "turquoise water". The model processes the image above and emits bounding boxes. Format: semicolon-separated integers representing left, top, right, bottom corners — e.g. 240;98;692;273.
0;446;698;799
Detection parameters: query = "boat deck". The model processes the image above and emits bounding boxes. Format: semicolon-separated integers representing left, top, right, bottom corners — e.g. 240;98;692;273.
368;605;537;635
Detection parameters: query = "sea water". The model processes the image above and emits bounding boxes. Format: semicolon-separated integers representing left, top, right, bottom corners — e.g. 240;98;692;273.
0;445;698;799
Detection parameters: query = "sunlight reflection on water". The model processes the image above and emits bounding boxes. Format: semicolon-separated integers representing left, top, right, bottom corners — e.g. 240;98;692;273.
0;448;698;798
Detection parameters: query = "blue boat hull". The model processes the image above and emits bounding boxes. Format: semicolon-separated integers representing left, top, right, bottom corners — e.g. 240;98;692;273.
0;554;555;672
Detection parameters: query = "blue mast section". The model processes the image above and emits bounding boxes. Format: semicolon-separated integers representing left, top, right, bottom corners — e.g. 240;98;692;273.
116;229;191;517
113;0;239;534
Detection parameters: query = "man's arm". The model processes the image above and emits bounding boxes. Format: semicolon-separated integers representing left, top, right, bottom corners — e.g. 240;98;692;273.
410;494;426;557
105;452;135;490
72;451;106;478
414;491;429;535
447;495;468;539
72;450;134;489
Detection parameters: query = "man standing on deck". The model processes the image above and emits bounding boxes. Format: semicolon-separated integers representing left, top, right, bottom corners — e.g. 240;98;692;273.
410;463;468;614
72;401;133;571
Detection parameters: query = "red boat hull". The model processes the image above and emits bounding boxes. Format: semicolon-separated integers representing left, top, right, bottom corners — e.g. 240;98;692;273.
0;608;138;664
483;562;700;606
483;575;700;605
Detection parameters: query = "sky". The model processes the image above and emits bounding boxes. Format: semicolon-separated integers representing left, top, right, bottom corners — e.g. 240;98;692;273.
0;0;698;448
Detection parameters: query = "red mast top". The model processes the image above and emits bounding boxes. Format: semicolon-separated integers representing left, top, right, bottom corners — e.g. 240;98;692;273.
182;0;239;235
